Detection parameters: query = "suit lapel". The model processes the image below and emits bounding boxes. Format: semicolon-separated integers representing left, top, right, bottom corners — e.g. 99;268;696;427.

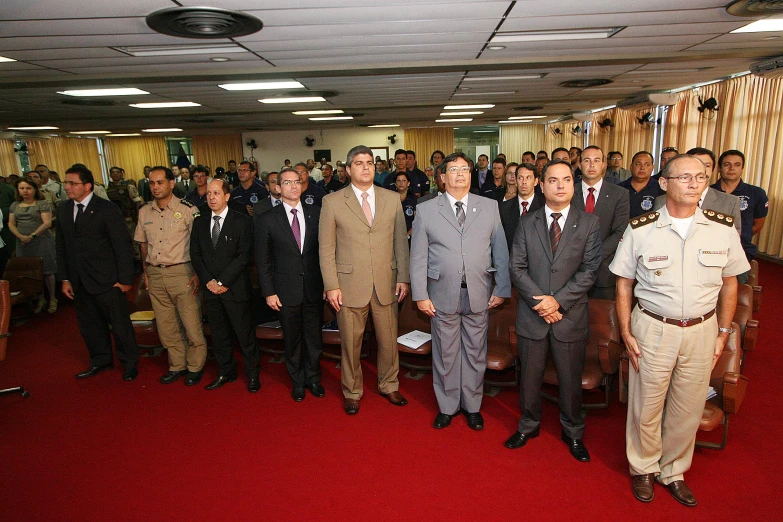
343;187;370;228
277;205;301;251
302;207;316;253
534;209;554;262
462;195;481;233
553;210;578;263
371;189;386;230
703;187;717;209
437;193;462;233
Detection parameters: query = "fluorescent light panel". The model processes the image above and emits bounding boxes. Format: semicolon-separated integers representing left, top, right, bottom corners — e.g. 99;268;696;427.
732;19;783;33
0;56;17;62
308;116;353;121
507;116;547;119
142;128;183;132
499;120;532;123
464;74;544;81
219;81;304;91
259;97;325;104
105;133;141;137
114;44;246;57
453;91;515;96
292;110;344;115
58;88;149;97
626;68;705;75
491;27;622;43
368;124;400;128
440;111;484;116
444;104;495;109
71;130;111;134
130;102;201;108
8;126;58;130
436;118;472;122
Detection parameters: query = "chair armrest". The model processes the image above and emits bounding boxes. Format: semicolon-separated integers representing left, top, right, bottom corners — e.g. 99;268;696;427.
14;276;44;297
508;326;517;347
598;338;625;375
752;286;762;313
722;372;748;414
743;319;759;352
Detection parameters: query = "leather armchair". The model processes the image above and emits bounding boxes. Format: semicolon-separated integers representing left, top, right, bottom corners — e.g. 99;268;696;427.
2;257;43;315
485;292;519;393
748;259;762;312
397;295;432;379
734;283;759;362
125;274;163;355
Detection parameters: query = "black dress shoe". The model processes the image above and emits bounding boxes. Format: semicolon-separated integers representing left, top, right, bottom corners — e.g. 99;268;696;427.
292;388;305;401
662;480;697;507
160;370;187;384
122;367;139;381
464;411;484;430
205;371;237;390
248;376;261;393
307;382;325;398
561;431;591;462
76;364;113;379
184;371;203;386
344;398;360;415
504;428;540;449
433;413;453;429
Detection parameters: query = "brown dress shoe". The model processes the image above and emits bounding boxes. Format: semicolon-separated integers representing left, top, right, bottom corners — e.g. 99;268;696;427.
344;398;360;415
663;480;697;507
632;474;655;502
380;390;408;406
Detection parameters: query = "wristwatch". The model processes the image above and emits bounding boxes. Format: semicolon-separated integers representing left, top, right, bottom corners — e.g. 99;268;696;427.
718;327;734;334
30;232;37;238
217;281;223;287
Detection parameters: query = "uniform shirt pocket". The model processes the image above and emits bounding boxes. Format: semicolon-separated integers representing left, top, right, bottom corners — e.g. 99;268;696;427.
640;255;674;285
697;250;727;284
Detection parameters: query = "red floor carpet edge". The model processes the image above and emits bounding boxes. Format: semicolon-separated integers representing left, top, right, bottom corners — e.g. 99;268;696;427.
2;262;782;521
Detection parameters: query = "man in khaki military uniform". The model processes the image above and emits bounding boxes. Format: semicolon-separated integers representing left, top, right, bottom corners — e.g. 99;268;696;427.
108;166;142;263
610;155;749;507
134;166;208;386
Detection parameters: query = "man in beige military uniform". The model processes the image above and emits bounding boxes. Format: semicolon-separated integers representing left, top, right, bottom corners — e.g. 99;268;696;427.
134;166;208;386
610;155;749;507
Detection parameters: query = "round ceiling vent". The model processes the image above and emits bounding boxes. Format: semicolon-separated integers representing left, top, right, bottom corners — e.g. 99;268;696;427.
146;7;263;39
727;0;783;17
559;79;613;88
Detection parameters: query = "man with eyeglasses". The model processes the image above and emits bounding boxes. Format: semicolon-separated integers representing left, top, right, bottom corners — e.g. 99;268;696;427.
230;161;269;216
606;151;631;182
411;152;510;430
610;154;748;507
620;151;665;218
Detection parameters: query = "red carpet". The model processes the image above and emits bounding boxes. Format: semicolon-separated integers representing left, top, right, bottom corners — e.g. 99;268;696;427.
2;262;782;520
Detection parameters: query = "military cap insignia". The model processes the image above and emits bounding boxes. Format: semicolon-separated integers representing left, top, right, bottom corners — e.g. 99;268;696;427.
630;212;659;229
703;208;733;226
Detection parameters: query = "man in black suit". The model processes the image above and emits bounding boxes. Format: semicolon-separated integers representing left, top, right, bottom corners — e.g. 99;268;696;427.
253;171;282;217
56;164;140;381
190;179;260;392
499;162;544;251
572;146;629;299
506;159;602;462
256;167;325;401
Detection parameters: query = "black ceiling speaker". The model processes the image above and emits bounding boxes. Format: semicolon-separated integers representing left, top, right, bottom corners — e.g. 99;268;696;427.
147;7;263;38
727;0;783;17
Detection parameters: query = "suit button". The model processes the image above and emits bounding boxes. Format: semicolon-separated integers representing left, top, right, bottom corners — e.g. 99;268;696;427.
551;269;556;273
300;273;304;276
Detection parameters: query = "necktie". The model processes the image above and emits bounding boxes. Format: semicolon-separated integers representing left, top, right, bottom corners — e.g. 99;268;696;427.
291;208;301;251
455;201;466;227
185;181;189;190
361;192;373;226
274;198;281;206
75;203;84;224
585;187;596;213
212;216;221;247
521;201;528;216
550;212;562;254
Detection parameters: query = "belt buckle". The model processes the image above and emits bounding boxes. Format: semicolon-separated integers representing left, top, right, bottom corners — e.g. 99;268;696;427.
679;318;691;327
158;264;166;268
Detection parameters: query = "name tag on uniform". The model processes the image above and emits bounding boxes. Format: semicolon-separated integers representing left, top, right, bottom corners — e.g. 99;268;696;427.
700;250;726;255
143;221;153;225
648;255;668;262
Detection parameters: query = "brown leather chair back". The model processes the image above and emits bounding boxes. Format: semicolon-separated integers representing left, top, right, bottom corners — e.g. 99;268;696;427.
2;257;44;300
710;321;742;398
397;295;432;354
0;280;11;361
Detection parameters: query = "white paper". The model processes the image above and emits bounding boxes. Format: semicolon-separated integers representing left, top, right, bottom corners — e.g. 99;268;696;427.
397;330;432;350
706;386;717;400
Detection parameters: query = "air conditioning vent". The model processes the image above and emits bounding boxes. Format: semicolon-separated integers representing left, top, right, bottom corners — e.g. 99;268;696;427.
146;7;263;39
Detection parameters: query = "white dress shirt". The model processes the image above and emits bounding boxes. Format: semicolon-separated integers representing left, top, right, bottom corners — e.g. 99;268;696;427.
581;177;603;206
210;206;230;235
350;183;376;218
445;191;469;220
73;192;94;221
282;200;305;253
518;194;536;216
545;204;570;230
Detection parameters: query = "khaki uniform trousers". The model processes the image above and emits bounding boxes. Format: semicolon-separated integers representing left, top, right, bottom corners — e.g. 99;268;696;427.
337;288;400;399
147;263;207;373
626;306;716;484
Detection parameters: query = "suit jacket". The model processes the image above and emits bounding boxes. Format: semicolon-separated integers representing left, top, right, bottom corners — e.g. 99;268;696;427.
410;193;511;314
173;179;193;198
319;185;410;308
190;209;253;302
572;181;629;288
510;207;602;342
499;194;545;252
255;203;324;306
252;196;278;218
654;187;741;233
56;195;135;294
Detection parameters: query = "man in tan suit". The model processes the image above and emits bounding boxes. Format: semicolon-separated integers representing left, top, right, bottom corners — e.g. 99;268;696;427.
320;145;411;415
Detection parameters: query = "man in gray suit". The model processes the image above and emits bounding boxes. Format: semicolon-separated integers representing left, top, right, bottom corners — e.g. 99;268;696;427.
654;148;741;233
506;159;602;461
410;152;511;430
572;146;630;299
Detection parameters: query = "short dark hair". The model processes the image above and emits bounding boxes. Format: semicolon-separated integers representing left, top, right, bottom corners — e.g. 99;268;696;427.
492;157;507;167
277;167;298;185
228;160;236;165
537;150;548;158
209;178;231;194
430;150;445;163
569;146;582;154
65;164;95;190
347;145;374;165
718;149;745;168
405;150;415;158
517;162;539;178
478;154;489;161
551;147;569;157
443;152;471;170
239;161;257;172
193;165;209;175
631;151;654;165
541;159;573;182
506;162;518;169
149;166;175;180
394;148;407;158
294;162;308;170
522;151;535;159
582;145;604;158
685;147;715;166
394;171;410;182
608;150;622;159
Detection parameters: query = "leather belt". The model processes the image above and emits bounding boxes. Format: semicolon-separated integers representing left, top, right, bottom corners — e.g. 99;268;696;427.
154;262;186;269
638;305;715;328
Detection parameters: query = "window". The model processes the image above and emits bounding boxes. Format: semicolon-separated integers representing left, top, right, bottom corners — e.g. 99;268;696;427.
166;137;194;167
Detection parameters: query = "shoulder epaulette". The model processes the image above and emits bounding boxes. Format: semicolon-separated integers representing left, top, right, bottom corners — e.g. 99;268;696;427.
702;208;734;227
630;212;659;229
180;199;194;208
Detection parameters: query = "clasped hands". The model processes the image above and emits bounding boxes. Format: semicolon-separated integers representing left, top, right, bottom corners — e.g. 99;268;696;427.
533;295;562;324
206;278;227;295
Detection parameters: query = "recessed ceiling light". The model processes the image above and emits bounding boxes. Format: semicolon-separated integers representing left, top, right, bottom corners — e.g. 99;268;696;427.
763;35;781;40
368;124;400;128
487;46;506;50
626;68;705;75
453;92;515;96
499;120;532;123
8;126;59;130
473;130;495;133
464;74;545;81
292;110;344;115
142;128;183;132
105;133;141;137
507;116;547;119
308;116;353;121
130;102;201;108
436;118;473;122
211;57;230;62
59;88;150;97
219;81;305;91
492;27;623;43
259;97;325;104
71;130;111;134
0;56;18;63
440;111;484;116
732;19;783;33
444;104;495;109
114;43;247;57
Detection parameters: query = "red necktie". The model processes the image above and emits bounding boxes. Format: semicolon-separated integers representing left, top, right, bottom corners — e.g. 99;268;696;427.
521;201;528;215
585;187;595;214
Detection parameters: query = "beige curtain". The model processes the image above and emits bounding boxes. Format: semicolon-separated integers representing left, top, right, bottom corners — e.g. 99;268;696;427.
663;74;783;256
25;136;101;179
500;124;545;163
588;107;656;164
543;120;584;154
403;127;454;166
192;134;243;171
103;136;168;182
0;140;20;176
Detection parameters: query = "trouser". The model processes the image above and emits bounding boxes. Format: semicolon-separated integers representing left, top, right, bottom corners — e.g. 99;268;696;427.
74;286;140;369
626;307;716;484
518;330;587;439
147;263;207;373
205;297;259;379
337;288;400;399
431;286;488;415
279;299;323;389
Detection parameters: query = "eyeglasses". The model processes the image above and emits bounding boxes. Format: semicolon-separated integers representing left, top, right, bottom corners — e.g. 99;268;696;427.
63;181;84;187
281;180;302;186
664;174;709;183
447;166;471;174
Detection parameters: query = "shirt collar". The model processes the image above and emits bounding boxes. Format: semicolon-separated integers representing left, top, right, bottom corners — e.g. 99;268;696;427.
76;191;94;208
444;190;469;209
582;177;603;195
350;183;375;200
518;193;535;206
282;200;303;214
545;204;569;223
211;206;229;221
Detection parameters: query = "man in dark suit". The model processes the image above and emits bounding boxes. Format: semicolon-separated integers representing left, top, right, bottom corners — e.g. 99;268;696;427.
253;171;282;217
56;164;140;381
190;179;260;392
256;168;325;401
506;159;602;462
500;162;544;251
470;154;490;192
572;146;629;299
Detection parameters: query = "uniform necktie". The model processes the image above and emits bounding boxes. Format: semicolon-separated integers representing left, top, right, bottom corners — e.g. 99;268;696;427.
455;201;466;227
585;187;595;213
521;201;528;216
550;212;562;254
185;181;189;190
291;208;301;252
212;216;221;247
274;198;281;206
361;192;373;226
75;203;84;224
